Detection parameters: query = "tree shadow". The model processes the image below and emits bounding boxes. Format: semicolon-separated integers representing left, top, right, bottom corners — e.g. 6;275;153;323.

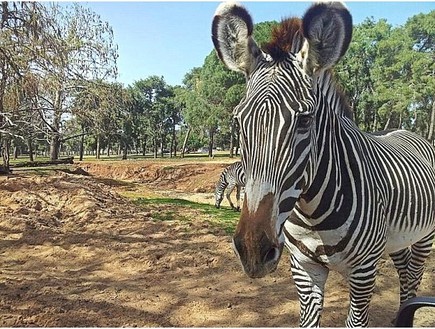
1;174;434;327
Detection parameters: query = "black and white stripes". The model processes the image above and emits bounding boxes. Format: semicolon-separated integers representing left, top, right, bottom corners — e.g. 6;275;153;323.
215;161;245;210
212;2;435;327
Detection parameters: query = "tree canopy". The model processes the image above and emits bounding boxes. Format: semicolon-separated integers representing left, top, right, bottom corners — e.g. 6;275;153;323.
2;4;434;169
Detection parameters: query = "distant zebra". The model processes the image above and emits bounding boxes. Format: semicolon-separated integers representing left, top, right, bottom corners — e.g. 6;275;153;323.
215;161;245;211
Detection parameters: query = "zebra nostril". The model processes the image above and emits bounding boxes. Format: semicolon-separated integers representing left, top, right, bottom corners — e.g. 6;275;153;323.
263;247;279;264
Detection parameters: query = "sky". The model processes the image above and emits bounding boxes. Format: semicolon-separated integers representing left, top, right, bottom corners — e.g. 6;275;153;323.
78;1;435;87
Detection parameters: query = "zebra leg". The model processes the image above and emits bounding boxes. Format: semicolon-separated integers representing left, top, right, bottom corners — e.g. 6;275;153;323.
346;263;378;327
407;231;435;300
290;254;329;327
226;182;236;210
390;247;411;305
235;185;241;211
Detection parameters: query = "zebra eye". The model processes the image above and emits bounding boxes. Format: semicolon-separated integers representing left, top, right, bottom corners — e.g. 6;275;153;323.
298;115;313;129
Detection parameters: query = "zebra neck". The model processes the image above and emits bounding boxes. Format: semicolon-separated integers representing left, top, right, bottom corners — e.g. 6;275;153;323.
297;71;358;219
312;70;352;119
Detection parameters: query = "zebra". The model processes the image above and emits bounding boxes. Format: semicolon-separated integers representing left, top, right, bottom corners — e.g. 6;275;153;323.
215;161;245;211
212;2;435;327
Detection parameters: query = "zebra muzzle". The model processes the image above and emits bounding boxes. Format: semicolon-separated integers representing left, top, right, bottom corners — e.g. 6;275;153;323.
232;233;283;278
232;193;284;278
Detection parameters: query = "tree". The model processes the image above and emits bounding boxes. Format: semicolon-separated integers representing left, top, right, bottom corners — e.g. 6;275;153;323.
72;81;126;159
403;11;435;141
131;76;174;158
167;86;183;157
372;26;413;130
33;3;118;160
335;18;392;131
335;12;434;138
182;54;243;157
0;2;47;172
181;21;278;158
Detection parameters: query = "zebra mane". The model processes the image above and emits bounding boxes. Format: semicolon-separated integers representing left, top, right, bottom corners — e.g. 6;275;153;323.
315;70;354;120
262;17;303;60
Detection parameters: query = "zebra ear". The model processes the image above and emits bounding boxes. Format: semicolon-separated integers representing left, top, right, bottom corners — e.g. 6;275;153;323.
301;2;352;74
212;2;262;75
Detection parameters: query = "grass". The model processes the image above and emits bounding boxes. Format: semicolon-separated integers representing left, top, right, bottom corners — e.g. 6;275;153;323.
134;197;240;234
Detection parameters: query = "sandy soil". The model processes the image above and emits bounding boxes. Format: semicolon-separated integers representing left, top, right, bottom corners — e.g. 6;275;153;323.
0;160;434;327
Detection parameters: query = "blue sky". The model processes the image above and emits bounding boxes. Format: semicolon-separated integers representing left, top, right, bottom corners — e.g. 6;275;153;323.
81;1;435;87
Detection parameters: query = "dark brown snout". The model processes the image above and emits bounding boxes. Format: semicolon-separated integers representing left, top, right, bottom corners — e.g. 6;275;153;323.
232;193;284;278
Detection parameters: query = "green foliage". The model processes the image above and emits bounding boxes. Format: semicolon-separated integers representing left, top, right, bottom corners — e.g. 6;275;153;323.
335;11;434;137
128;76;180;158
180;20;278;156
3;7;434;162
253;21;279;45
182;52;244;142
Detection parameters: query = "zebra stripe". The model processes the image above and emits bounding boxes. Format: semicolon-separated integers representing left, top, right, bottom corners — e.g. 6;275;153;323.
215;161;245;210
212;2;435;327
282;69;435;326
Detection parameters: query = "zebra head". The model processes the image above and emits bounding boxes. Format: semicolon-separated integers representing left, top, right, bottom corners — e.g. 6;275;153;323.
212;2;352;278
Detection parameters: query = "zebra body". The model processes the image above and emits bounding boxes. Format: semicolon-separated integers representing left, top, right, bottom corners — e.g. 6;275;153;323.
215;161;245;210
286;111;435;268
212;2;435;327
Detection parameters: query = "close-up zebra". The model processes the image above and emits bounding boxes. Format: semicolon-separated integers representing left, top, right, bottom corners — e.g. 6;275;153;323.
212;1;435;327
215;161;246;211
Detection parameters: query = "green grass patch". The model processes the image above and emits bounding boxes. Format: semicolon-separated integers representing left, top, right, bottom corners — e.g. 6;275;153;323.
152;209;188;222
134;197;239;234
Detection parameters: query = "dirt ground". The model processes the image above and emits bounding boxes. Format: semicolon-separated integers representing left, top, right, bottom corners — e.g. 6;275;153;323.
0;159;434;327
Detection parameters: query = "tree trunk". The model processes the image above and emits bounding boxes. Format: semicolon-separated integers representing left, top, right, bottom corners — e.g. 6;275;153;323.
372;112;378;132
28;138;34;162
142;135;147;156
107;136;111;157
181;128;191;158
49;89;63;161
0;72;9;174
208;128;214;158
79;126;84;161
153;136;158;158
427;101;435;143
122;141;128;160
13;144;18;160
383;115;391;131
235;129;240;156
49;133;61;161
96;134;101;159
1;134;10;174
171;123;177;158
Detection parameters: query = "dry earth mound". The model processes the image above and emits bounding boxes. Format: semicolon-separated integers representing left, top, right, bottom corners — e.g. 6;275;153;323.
0;162;434;327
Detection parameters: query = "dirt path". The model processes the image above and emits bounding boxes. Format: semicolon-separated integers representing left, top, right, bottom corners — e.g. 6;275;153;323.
0;161;434;326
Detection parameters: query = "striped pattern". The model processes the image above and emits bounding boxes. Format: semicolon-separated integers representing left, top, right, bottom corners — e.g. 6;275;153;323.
236;58;435;326
211;3;435;326
215;161;245;210
234;56;316;215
